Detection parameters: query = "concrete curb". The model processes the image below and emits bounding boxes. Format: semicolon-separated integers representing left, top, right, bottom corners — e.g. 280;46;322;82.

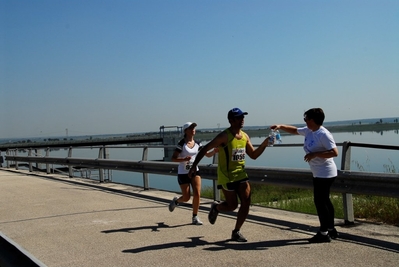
0;232;47;267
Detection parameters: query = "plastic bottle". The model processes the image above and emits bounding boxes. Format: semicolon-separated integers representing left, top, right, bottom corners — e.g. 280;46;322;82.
275;130;282;144
268;130;276;146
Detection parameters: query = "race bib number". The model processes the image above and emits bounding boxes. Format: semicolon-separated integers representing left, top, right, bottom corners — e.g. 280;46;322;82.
232;148;245;161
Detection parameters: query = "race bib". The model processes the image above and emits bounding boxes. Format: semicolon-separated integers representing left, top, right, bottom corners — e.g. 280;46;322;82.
185;161;193;170
232;148;245;161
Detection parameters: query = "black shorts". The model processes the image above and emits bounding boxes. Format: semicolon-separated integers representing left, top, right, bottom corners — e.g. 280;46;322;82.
177;171;200;185
217;178;249;191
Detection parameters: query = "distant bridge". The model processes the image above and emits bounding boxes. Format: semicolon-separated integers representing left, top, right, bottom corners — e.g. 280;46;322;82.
0;136;163;152
0;125;189;152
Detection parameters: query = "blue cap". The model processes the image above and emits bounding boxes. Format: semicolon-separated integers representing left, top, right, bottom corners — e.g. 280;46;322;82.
228;108;248;119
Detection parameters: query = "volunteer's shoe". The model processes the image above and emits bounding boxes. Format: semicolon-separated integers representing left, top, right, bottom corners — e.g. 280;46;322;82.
308;232;331;243
168;196;178;212
328;228;339;239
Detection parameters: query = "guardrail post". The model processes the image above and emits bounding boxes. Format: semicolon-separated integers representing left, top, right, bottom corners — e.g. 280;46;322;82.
35;149;41;170
212;153;220;201
28;149;33;172
142;146;149;190
105;147;111;181
14;149;18;170
68;147;73;177
341;141;355;224
6;149;10;168
46;148;51;174
98;147;104;182
98;146;109;182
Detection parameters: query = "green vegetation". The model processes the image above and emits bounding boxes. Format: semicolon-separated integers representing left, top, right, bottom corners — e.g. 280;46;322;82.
352;195;399;225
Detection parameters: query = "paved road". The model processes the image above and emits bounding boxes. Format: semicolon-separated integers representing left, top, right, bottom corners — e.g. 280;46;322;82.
0;169;398;267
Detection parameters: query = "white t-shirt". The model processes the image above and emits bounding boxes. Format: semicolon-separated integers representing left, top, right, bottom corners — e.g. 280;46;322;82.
297;126;337;178
175;139;202;174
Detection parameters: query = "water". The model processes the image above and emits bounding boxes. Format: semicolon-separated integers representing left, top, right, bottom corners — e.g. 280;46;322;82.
8;130;399;193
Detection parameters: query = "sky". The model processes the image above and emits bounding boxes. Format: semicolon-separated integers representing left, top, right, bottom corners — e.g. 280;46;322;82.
1;0;398;139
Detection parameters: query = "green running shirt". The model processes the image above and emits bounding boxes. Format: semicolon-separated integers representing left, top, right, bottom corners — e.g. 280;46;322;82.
217;129;248;186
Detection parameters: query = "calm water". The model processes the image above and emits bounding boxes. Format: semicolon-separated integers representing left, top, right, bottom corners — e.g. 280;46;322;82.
14;130;399;193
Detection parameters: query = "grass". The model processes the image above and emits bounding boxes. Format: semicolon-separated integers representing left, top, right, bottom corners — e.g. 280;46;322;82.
352;195;399;225
349;158;399;225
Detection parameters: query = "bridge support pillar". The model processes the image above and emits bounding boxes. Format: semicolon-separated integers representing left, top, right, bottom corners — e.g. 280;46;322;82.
163;137;178;161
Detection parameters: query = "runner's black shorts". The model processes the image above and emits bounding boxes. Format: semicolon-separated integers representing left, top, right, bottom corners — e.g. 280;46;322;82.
177;171;200;185
217;178;249;191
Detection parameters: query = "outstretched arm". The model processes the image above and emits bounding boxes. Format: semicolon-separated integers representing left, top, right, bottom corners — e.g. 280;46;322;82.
245;133;271;160
271;124;299;135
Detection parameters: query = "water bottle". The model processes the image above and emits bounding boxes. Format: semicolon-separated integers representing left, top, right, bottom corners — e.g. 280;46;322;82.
275;130;282;144
268;130;276;146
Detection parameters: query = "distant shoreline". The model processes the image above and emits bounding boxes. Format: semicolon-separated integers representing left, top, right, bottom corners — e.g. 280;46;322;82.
195;122;399;140
1;121;398;145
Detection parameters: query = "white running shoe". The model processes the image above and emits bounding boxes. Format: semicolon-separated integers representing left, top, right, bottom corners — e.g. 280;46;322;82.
192;216;203;225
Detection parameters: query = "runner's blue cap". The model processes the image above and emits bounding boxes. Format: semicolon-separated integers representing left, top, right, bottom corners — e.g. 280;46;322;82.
228;108;248;119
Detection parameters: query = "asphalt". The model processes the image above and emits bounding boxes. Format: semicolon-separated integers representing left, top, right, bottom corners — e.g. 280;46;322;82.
0;169;398;267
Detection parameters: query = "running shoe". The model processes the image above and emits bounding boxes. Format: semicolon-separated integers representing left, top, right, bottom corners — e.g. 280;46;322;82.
308;232;331;243
192;216;203;225
231;230;247;242
168;196;178;212
208;201;219;224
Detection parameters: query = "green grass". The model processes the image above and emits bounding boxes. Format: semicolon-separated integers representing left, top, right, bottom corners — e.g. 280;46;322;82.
352;195;399;225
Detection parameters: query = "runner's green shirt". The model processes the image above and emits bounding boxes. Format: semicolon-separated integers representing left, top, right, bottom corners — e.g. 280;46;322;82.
217;129;248;186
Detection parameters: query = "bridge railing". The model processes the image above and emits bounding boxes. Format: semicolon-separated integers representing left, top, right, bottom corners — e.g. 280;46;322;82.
3;142;399;225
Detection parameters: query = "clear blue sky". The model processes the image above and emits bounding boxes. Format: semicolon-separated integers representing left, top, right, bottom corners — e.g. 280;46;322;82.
1;0;398;139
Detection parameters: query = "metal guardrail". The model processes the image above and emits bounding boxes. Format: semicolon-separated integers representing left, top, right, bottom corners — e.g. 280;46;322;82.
4;155;399;197
3;141;399;224
4;154;399;195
